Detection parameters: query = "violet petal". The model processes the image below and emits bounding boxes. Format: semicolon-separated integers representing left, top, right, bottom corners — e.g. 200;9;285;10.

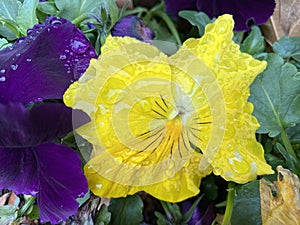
0;103;89;147
35;142;88;223
0;142;88;224
164;0;197;18
111;16;155;42
0;16;97;105
196;0;276;31
0;147;38;195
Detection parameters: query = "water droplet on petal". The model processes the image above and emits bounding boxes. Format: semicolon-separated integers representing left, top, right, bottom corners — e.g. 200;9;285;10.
27;29;33;35
37;97;43;102
0;76;6;82
0;69;5;74
88;50;97;57
59;54;67;60
10;64;18;71
15;53;21;57
215;20;229;34
70;37;89;54
74;58;90;80
26;58;32;62
50;18;63;25
30;190;38;196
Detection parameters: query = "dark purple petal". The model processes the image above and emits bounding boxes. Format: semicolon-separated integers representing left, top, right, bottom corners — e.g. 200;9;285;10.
0;142;88;224
0;147;38;195
0;102;89;147
196;0;276;31
111;16;155;43
164;0;197;18
35;142;88;223
0;16;97;105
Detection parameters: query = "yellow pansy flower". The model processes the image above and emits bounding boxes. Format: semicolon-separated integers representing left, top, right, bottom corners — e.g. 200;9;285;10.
64;14;273;202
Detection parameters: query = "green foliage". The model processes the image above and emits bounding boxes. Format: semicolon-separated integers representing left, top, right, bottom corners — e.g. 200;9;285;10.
0;0;22;39
179;10;211;36
0;38;10;49
54;0;102;21
231;180;262;225
240;26;266;55
95;204;111;225
108;195;143;225
273;36;300;60
0;0;39;38
249;53;300;137
16;0;39;36
0;195;20;224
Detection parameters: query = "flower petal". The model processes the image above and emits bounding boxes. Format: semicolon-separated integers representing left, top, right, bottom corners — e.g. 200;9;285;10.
164;0;197;18
0;16;96;105
0;102;87;147
35;142;88;223
0;142;88;224
181;14;273;182
84;150;209;202
196;0;276;31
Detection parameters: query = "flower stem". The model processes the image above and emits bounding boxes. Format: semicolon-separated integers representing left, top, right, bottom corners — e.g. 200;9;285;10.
18;196;36;217
222;182;235;225
280;129;297;159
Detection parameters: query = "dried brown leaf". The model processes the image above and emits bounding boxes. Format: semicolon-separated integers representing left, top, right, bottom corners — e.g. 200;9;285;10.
260;166;300;225
262;0;300;44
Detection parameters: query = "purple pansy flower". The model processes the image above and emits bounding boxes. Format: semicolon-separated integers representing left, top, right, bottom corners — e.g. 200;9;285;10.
0;16;96;224
111;16;155;43
164;0;276;31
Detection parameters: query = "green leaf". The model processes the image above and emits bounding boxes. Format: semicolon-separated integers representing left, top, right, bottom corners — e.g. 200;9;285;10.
155;211;168;225
108;195;143;225
54;0;102;21
249;54;300;137
27;205;40;220
0;0;22;39
231;180;262;225
287;124;300;143
0;38;11;50
273;36;300;58
0;0;21;21
178;10;211;36
37;1;59;17
16;0;39;36
95;204;111;225
240;26;265;55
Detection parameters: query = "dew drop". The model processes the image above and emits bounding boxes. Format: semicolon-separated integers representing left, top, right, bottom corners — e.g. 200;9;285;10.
214;167;223;175
50;18;62;25
15;53;21;57
96;184;102;189
0;68;5;74
0;76;6;82
27;29;33;35
88;50;97;57
37;97;43;102
26;58;32;62
70;37;89;54
30;190;38;195
215;20;229;34
59;54;67;60
10;64;18;71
